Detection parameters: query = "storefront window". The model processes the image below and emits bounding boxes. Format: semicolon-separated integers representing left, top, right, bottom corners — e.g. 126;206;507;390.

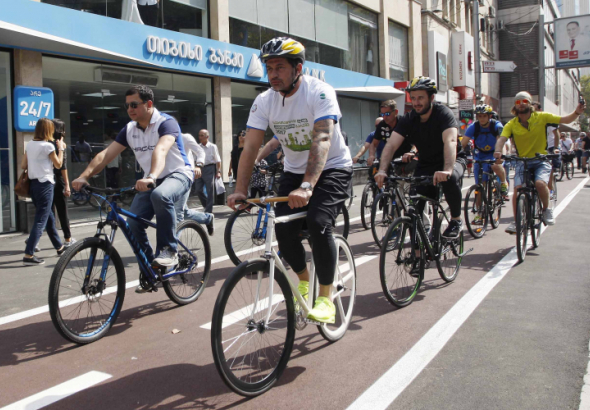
0;52;15;232
42;56;212;223
388;20;409;81
231;82;274;147
41;0;208;37
337;97;379;159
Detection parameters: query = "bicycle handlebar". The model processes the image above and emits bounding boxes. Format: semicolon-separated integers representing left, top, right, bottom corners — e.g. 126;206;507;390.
81;184;153;196
238;196;290;204
503;153;560;161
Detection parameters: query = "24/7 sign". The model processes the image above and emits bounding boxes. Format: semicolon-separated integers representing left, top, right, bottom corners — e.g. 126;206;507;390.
13;86;54;132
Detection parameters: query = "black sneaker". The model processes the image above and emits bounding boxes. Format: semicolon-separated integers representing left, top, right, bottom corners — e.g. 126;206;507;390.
442;219;463;239
207;217;215;236
409;262;421;278
23;256;45;265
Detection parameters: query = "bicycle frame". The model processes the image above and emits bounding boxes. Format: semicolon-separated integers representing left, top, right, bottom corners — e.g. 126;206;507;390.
407;187;446;262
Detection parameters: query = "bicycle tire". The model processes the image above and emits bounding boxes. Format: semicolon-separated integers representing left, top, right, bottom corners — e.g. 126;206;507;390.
531;193;543;249
371;192;399;249
211;259;295;397
557;163;565;181
464;185;487;239
224;205;267;266
566;162;574;180
435;216;463;283
48;238;126;344
360;183;375;230
335;206;350;239
163;220;211;305
551;172;558;210
489;180;502;229
515;193;529;263
379;217;423;308
316;235;356;342
71;191;89;206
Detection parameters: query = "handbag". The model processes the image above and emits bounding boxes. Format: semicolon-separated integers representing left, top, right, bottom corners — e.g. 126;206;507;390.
14;169;30;198
214;176;226;195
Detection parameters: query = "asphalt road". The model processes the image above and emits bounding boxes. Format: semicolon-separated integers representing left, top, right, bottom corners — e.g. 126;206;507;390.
1;172;589;410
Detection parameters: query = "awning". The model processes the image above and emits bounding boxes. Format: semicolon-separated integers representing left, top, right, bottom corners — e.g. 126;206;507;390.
0;20;162;68
335;86;404;101
557;122;580;133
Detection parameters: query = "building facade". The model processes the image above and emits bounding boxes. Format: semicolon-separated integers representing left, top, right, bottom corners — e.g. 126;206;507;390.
0;0;422;233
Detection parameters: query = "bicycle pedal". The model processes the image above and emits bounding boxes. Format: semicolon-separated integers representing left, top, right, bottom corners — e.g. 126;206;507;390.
304;318;324;325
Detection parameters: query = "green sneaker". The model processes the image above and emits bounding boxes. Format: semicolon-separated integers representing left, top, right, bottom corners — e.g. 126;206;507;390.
472;215;483;225
294;280;309;311
307;296;336;324
500;183;509;197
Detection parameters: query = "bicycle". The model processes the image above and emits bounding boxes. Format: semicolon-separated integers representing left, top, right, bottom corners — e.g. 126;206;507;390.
560;151;575;180
49;185;211;344
379;176;472;308
212;196;356;396
224;163;349;266
356;158;379;230
463;159;504;239
507;154;559;263
71;174;104;209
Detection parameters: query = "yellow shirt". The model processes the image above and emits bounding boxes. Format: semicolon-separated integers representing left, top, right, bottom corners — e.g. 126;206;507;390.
500;111;561;158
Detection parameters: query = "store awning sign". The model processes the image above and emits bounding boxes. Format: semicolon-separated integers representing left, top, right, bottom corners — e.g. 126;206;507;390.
13;86;54;132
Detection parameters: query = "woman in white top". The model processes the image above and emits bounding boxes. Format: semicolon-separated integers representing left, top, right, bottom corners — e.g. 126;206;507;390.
22;118;67;265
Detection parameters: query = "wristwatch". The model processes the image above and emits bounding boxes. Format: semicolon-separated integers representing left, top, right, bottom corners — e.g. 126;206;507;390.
300;182;313;191
146;173;157;181
196;162;203;168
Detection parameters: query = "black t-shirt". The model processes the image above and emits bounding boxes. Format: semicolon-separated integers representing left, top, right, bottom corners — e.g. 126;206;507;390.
373;118;413;159
394;103;458;169
51;139;67;183
582;137;590;150
231;146;243;178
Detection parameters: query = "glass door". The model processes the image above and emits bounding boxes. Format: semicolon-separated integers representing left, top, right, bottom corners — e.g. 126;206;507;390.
0;51;15;232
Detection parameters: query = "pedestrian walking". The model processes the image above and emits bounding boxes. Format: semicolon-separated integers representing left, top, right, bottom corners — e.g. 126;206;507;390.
249;156;267;198
22;118;66;265
193;129;221;213
228;130;245;183
575;132;585;169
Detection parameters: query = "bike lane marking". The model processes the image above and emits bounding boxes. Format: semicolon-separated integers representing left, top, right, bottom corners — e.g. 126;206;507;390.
0;371;111;410
347;176;589;410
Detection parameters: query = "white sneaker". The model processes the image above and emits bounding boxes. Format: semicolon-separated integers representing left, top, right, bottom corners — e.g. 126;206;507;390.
543;208;555;226
63;238;77;248
153;247;178;267
505;222;517;234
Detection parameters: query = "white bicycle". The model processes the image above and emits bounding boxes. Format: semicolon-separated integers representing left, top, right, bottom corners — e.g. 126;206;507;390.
211;196;357;397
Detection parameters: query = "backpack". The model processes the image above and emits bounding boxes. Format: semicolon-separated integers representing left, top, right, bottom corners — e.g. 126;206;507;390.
472;119;500;152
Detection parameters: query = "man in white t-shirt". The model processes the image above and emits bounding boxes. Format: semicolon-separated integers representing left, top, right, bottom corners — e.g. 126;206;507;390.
72;85;193;279
227;37;353;324
560;132;573;152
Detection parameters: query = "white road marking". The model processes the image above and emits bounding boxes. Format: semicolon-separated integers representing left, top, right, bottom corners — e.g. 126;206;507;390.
1;371;112;410
200;254;377;330
580;338;590;410
347;177;589;410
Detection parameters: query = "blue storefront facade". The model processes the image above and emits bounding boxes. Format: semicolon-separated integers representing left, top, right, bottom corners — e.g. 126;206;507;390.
0;0;403;232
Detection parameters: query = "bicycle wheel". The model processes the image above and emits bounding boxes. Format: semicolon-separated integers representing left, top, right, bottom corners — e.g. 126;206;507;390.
531;193;543;249
335;206;349;239
360;183;375;230
163;220;211;305
557;163;565;181
566;161;574;180
371;192;398;249
489;180;502;229
316;235;356;342
550;173;558;210
379;217;423;308
463;185;487;238
211;259;295;397
515;193;529;263
224;205;268;266
48;238;126;344
435;216;463;283
71;191;89;206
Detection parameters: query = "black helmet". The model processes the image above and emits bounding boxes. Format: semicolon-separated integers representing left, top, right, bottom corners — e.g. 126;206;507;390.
406;76;437;94
260;37;305;65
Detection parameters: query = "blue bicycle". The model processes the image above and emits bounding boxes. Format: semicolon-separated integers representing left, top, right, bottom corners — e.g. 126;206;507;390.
49;185;211;344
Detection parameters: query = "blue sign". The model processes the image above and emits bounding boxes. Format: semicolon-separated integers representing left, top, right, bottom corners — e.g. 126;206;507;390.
13;86;54;132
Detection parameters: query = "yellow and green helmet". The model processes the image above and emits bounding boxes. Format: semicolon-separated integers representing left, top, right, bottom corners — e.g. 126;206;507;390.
406;76;438;94
260;37;306;65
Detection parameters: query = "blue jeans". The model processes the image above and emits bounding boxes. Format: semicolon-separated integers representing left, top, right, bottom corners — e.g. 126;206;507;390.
176;183;213;225
193;164;216;213
25;180;62;255
127;172;191;259
514;159;551;187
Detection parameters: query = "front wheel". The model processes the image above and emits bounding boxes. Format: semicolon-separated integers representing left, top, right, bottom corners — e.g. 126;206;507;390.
515;193;529;263
48;238;126;344
464;185;487;238
224;205;267;266
489;180;502;229
211;260;295;397
163;220;211;305
435;218;463;283
557;163;565;181
566;161;574;180
531;193;543;249
360;183;375;230
550;172;558;210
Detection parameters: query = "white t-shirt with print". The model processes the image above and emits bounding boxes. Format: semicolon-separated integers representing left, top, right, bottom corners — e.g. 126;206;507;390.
247;75;352;174
26;140;56;184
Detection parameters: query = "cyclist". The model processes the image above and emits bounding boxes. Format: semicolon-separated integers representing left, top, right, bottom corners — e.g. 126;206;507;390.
72;85;193;271
581;132;590;173
227;37;353;324
461;104;508;224
352;117;384;164
495;91;585;233
374;76;464;238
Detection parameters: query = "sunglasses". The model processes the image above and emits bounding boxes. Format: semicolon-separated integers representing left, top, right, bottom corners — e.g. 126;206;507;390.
381;112;393;117
124;101;147;110
515;99;531;105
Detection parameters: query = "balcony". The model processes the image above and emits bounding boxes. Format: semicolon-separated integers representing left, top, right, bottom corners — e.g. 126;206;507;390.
40;0;208;38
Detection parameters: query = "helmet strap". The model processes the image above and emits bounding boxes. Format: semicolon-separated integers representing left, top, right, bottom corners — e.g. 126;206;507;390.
280;70;302;106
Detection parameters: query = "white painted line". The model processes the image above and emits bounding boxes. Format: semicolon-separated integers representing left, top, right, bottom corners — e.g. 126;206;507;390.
580;337;590;410
1;371;112;410
348;177;589;410
200;254;378;330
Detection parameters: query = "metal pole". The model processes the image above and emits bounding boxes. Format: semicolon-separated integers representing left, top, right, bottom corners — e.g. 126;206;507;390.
539;13;545;104
473;0;481;98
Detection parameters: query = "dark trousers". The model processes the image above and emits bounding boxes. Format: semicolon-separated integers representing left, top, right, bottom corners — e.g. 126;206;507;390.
193;164;216;213
106;167;119;188
25;180;62;255
414;162;464;219
53;177;71;239
576;150;583;168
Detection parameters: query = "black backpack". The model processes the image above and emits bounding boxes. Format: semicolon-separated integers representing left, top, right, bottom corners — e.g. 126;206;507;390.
472;119;500;151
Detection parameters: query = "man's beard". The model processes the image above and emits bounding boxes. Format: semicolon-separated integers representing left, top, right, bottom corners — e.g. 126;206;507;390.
517;106;531;114
415;101;432;116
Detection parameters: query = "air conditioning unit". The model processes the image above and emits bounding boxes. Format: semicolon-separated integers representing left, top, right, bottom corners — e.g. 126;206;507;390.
489;6;496;17
497;20;505;30
94;68;159;87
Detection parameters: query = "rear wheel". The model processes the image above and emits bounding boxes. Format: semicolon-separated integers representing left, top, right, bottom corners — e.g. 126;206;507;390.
163;221;211;305
224;206;268;266
435;215;462;283
531;193;543;249
489;180;502;229
464;185;487;239
371;192;399;249
360;183;375;230
515;193;529;263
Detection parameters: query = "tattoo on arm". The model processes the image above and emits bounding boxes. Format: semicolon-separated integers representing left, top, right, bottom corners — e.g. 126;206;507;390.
304;119;333;185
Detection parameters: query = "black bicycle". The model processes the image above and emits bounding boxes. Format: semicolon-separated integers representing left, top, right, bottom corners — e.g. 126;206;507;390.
356;159;379;230
463;159;504;239
379;176;472;308
558;151;575;181
507;154;559;263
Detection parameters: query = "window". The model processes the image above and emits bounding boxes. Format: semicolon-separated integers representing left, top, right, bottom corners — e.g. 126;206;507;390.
388;21;409;81
0;51;15;232
337;97;379;158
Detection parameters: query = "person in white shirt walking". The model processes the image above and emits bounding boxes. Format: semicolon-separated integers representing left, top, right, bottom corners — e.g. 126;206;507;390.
194;129;221;213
